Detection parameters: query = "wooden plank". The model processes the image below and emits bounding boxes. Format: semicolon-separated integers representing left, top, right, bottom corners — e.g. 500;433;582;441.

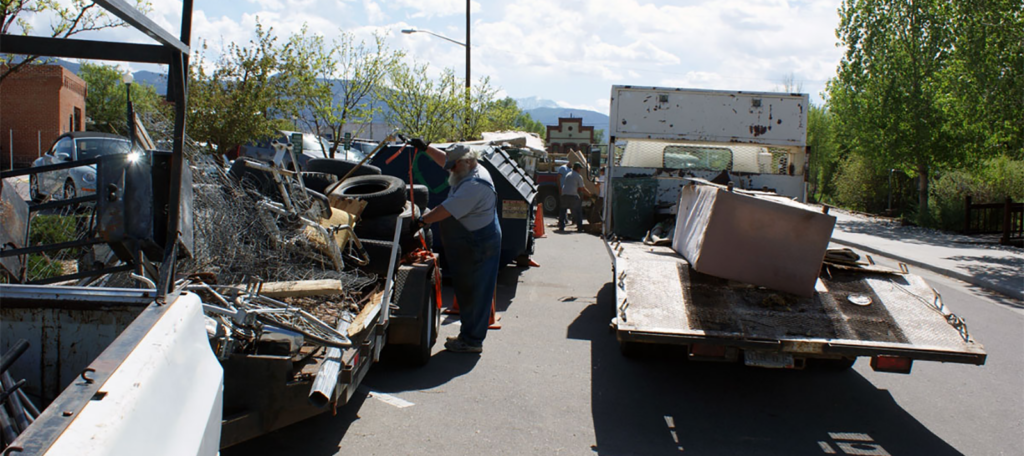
349;289;384;337
245;279;344;298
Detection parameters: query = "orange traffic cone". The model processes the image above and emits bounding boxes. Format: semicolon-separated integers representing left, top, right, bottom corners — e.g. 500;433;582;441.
445;294;501;329
533;203;546;238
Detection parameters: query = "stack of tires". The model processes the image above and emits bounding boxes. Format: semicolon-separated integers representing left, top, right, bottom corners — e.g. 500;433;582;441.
315;159;430;278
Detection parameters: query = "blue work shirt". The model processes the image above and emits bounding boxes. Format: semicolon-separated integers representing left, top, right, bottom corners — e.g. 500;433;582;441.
441;166;497;232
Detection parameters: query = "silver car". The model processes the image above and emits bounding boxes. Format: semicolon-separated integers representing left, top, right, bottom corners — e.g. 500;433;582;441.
30;132;134;202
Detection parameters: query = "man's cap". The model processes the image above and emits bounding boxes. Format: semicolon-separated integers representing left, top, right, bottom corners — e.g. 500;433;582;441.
443;145;472;170
572;162;583;170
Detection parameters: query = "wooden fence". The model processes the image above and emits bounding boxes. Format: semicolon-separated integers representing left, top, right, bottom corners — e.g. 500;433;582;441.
964;196;1023;245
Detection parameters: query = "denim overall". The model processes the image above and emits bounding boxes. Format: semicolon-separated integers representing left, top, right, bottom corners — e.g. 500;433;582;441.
440;177;502;347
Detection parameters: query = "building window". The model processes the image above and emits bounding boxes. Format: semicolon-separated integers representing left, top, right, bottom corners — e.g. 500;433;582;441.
74;107;82;131
568;126;573;132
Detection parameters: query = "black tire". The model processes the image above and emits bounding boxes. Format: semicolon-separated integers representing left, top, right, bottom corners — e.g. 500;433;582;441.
354;203;417;240
328;174;406;217
541;190;558;216
229;158;279;198
360;238;402;278
300;171;338;194
408;281;439;366
408;184;429;211
305;158;381;179
29;175;42;202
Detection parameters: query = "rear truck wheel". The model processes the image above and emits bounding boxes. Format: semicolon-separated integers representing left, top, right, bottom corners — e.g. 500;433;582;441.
305;158;381;179
327;174;407;217
541;190;558;216
299;171;339;194
384;262;439;366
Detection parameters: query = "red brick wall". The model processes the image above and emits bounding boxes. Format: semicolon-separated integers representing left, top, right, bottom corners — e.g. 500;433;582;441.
0;65;87;169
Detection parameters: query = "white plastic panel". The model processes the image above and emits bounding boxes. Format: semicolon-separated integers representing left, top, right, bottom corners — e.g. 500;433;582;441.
45;293;224;456
609;85;809;147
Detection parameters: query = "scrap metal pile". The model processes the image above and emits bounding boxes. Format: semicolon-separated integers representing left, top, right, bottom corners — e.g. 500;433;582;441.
137;113;408;358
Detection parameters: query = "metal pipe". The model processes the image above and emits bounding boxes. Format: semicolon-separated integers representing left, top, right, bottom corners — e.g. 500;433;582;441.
1;373;30;432
15;388;40;419
0;405;18;445
0;340;29;375
308;312;353;408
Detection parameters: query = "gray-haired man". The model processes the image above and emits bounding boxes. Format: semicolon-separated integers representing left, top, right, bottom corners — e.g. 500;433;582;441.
410;139;501;354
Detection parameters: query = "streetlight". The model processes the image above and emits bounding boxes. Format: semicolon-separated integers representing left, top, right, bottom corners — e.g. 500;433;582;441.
402;1;471;138
123;71;135;148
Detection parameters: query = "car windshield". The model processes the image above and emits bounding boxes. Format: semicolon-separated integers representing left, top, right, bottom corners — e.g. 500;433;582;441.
76;138;130;160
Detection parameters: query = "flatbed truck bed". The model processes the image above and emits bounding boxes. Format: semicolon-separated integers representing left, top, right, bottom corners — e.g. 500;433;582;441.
608;240;986;370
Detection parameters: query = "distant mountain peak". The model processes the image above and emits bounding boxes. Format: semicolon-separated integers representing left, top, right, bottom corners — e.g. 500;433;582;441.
514;96;560;110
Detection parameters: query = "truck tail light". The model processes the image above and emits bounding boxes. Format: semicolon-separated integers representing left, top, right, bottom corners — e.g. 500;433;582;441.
871;355;913;374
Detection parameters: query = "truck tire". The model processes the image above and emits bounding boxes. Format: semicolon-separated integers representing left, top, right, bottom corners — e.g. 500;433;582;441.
328;174;406;217
299;171;338;194
359;239;402;278
540;190;558;216
305;158;381;179
408;184;429;211
355;203;418;241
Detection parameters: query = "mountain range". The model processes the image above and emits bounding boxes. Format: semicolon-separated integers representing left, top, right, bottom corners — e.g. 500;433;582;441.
49;59;610;142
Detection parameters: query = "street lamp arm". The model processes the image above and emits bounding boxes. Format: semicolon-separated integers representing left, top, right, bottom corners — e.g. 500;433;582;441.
402;28;466;47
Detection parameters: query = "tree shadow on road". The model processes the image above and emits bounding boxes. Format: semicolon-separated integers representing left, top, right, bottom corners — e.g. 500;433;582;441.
566;282;964;456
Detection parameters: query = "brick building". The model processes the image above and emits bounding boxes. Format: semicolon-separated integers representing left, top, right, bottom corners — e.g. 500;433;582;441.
545;116;594;156
0;64;87;169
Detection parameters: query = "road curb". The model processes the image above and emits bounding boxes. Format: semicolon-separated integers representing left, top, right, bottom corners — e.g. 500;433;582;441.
830;237;1023;301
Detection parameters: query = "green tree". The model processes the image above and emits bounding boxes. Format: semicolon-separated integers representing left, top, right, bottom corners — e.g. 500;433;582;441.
282;26;403;158
77;62;167;133
1;0;152;83
828;0;954;222
187;21;291;154
937;0;1023;162
379;61;463;142
806;103;839;202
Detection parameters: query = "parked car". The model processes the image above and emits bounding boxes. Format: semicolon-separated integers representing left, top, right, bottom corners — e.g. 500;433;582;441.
233;130;331;170
30;132;136;202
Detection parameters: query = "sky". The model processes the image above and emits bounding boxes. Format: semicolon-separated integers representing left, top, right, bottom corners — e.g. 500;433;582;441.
19;0;845;112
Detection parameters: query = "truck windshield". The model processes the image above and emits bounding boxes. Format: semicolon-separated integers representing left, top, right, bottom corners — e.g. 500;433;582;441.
664;145;732;171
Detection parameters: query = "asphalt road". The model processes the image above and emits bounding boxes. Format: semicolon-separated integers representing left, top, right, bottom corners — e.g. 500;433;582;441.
224;218;1024;456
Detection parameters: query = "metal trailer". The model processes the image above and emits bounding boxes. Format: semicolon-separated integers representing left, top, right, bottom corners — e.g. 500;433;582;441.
0;2;439;453
603;85;987;372
370;143;538;267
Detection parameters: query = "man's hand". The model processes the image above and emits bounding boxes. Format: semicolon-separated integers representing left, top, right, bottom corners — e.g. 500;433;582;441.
409;137;429;152
412;216;428;232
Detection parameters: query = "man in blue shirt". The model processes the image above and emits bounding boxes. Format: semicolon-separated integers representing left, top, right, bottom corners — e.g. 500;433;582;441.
410;139;501;354
559;163;591;232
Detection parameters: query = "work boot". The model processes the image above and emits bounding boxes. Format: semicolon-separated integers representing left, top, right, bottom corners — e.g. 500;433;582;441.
444;336;483;353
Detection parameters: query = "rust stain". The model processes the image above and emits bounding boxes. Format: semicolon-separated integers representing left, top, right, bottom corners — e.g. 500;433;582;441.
749;125;769;137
